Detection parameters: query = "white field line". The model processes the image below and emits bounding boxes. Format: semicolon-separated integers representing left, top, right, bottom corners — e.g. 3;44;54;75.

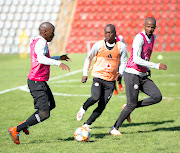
0;69;83;95
18;85;180;99
1;71;180;100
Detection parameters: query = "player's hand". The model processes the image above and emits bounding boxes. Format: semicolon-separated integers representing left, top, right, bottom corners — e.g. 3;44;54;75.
159;63;167;70
60;54;72;61
59;63;70;72
82;76;88;83
147;69;151;77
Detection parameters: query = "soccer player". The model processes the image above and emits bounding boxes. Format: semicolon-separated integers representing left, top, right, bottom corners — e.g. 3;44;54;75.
76;24;127;130
8;22;71;144
113;35;125;95
109;17;168;135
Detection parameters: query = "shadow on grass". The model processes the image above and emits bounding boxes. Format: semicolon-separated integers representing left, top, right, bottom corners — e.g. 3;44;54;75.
58;137;96;143
122;120;175;127
137;126;180;133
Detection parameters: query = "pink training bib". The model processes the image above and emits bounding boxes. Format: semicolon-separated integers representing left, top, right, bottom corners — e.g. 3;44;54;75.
28;38;50;81
126;33;154;73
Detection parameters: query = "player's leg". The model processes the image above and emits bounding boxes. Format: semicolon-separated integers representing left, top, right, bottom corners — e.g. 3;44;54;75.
118;76;123;92
85;80;115;125
77;77;102;121
9;80;52;144
110;72;139;134
113;81;118;95
136;77;162;108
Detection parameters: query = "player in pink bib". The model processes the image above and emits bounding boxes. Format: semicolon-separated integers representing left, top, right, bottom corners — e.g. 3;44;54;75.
8;22;71;144
110;17;168;135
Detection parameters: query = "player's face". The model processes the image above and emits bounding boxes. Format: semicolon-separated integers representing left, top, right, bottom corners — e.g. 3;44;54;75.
144;21;156;38
105;26;115;43
45;26;55;42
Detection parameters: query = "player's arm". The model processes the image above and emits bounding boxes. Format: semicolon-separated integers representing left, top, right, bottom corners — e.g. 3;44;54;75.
82;42;100;83
118;42;127;77
51;54;71;61
133;34;160;69
35;40;70;71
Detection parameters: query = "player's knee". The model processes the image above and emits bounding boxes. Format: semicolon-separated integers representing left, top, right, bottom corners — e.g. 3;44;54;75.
127;103;137;110
39;110;50;121
91;96;100;102
153;94;162;103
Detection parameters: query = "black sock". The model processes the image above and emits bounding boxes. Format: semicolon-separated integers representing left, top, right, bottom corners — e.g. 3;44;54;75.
17;110;39;132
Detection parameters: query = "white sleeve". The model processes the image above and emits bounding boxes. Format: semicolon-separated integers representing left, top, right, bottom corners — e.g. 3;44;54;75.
35;39;61;66
118;35;125;44
118;42;127;75
83;41;100;76
133;34;159;69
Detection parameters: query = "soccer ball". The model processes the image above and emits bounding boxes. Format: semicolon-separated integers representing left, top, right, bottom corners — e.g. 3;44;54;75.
74;127;91;142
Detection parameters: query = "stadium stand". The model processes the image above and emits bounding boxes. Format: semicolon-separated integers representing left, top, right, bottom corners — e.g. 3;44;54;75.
0;0;76;54
0;0;179;54
66;0;179;53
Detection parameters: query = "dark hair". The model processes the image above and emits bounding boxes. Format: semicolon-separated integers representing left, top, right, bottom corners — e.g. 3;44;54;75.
104;24;116;35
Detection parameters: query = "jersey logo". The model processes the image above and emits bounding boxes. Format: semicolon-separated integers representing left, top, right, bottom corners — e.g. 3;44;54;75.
107;54;112;58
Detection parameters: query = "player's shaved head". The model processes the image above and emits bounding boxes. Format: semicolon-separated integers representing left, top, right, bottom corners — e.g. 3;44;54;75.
39;22;55;42
144;17;156;26
39;22;54;34
144;17;156;38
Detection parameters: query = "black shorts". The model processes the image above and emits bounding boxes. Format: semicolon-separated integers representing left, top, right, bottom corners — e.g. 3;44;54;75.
27;79;56;111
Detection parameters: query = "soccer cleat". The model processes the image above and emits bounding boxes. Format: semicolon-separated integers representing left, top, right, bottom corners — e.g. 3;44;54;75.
18;120;29;135
122;104;131;123
8;127;20;144
118;84;123;92
82;124;91;131
109;127;122;135
113;89;118;95
77;106;86;121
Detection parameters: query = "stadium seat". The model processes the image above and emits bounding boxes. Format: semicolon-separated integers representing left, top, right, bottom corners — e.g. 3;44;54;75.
175;19;180;27
156;45;163;52
4;45;11;54
173;45;179;52
164;45;172;52
162;4;169;11
169;4;176;11
169;12;176;19
161;12;168;19
168;19;175;27
174;27;180;35
166;35;173;44
174;35;180;44
167;27;174;35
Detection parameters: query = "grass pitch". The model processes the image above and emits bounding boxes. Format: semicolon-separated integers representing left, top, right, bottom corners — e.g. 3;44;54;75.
0;52;180;153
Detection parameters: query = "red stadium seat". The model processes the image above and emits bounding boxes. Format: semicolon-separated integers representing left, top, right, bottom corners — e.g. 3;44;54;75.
154;5;162;11
169;12;176;19
168;19;175;27
166;35;173;44
161;12;168;19
174;35;180;44
157;36;165;46
139;5;146;12
169;4;176;11
174;27;180;35
162;4;168;11
164;45;172;52
156;45;163;52
159;27;166;35
153;12;161;19
175;19;180;27
173;45;179;52
176;11;180;19
160;20;167;27
167;27;174;35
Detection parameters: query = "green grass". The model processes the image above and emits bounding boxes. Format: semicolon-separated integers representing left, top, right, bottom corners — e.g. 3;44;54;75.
0;52;180;153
